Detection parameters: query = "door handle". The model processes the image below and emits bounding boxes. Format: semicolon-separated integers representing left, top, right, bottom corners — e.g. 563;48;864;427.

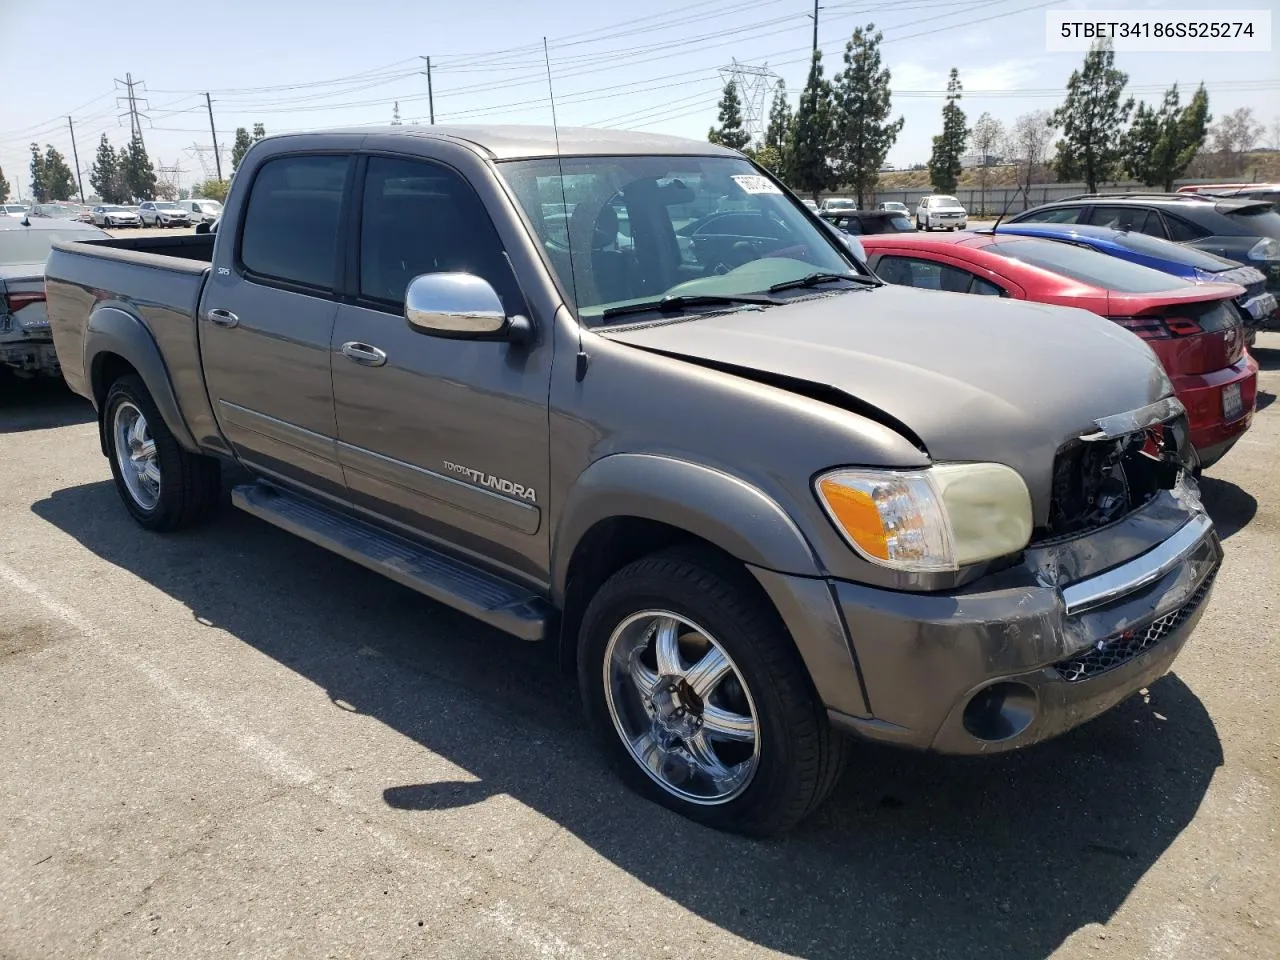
341;341;388;367
206;308;239;328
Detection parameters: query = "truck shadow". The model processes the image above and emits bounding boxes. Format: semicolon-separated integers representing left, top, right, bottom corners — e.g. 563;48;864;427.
32;481;1224;960
0;375;95;433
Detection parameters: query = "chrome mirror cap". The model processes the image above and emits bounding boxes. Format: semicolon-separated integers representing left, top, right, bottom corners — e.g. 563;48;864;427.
405;273;507;336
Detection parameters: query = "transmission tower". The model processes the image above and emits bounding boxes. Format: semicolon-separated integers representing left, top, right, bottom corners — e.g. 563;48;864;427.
114;73;150;148
717;60;780;143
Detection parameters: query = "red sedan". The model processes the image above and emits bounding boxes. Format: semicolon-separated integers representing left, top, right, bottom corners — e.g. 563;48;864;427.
860;232;1258;468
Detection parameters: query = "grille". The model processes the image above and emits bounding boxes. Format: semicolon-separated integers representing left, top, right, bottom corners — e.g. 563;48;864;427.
1054;570;1216;683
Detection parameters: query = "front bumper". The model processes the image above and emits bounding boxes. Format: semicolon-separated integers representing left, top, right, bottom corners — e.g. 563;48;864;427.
758;503;1221;755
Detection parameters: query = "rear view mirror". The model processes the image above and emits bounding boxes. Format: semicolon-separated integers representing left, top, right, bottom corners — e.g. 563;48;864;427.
404;273;533;345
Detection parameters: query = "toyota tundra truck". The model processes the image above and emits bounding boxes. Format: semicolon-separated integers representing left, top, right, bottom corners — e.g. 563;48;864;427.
45;127;1223;835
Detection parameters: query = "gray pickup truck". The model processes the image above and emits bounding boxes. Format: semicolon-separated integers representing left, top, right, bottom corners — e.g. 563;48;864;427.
46;127;1222;835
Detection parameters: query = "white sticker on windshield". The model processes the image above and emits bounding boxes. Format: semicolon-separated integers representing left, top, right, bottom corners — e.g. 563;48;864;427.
731;175;782;195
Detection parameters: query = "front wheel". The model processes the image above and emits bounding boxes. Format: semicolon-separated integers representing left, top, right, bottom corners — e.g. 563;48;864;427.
104;374;221;531
579;549;849;836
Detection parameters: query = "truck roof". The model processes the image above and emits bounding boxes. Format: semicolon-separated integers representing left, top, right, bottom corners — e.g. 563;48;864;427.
260;125;742;161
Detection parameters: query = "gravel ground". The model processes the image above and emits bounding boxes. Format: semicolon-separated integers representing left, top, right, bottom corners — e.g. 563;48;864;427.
0;336;1277;960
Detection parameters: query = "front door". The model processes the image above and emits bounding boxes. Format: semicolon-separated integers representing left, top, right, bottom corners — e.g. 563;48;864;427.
200;151;354;498
330;154;553;581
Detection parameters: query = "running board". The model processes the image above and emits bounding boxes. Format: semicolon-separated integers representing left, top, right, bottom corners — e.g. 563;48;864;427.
231;482;551;641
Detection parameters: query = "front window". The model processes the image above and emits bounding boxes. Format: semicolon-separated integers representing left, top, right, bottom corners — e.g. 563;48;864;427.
499;155;858;324
985;238;1193;293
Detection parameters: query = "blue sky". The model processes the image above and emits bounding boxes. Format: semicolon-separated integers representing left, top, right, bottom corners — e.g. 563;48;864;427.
1;0;1277;198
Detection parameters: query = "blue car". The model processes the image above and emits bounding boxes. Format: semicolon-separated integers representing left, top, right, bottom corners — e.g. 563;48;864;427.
993;222;1278;337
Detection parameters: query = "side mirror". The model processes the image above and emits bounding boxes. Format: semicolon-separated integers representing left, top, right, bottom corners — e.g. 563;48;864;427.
404;272;533;345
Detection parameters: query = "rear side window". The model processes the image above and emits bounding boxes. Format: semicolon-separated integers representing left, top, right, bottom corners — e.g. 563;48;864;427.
985;238;1192;293
358;156;520;309
240;154;350;290
1018;206;1082;224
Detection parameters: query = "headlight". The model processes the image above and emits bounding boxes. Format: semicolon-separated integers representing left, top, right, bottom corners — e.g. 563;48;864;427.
815;463;1033;572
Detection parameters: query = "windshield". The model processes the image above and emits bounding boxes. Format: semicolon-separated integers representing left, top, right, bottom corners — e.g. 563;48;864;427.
985;238;1193;292
499;155;857;324
1106;230;1240;271
0;228;108;265
1226;207;1280;240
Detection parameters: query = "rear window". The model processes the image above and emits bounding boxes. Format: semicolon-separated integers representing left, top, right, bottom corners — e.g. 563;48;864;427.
1108;230;1239;271
984;238;1193;292
0;228;107;264
239;154;349;290
1226;206;1280;240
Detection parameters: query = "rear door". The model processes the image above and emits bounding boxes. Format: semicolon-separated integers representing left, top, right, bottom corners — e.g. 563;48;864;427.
199;150;355;499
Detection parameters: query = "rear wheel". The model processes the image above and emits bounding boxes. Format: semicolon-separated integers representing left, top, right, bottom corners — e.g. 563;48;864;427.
579;549;849;836
104;374;221;531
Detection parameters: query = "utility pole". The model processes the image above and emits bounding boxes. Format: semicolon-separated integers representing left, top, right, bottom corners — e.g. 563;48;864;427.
420;55;435;124
204;93;223;181
66;115;85;203
809;0;821;53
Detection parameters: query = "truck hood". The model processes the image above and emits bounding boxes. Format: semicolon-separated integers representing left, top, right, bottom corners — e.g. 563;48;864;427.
601;285;1175;519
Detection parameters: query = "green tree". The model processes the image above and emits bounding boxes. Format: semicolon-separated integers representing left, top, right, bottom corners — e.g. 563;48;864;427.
1122;84;1210;191
119;134;157;201
831;23;903;208
193;178;230;203
784;51;836;203
969;112;1004;214
707;80;751;151
230;127;253;173
0;165;9;203
1052;40;1133;191
40;146;77;201
764;78;793;152
29;143;47;202
928;68;968;194
90;134;126;203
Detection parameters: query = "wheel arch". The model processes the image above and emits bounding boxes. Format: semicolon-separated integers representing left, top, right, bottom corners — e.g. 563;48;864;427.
85;306;198;456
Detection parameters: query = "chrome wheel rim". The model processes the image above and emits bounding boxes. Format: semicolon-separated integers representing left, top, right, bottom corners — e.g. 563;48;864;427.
113;401;160;510
603;610;760;805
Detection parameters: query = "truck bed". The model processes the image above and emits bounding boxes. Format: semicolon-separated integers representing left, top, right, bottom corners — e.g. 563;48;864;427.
45;236;214;438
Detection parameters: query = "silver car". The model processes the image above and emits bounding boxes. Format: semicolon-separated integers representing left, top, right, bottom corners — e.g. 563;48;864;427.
91;205;142;228
139;201;191;228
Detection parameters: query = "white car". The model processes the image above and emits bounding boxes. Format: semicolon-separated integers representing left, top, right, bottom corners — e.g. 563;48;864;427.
916;195;968;231
878;201;909;214
139;201;191;227
2;204;30;219
181;198;223;224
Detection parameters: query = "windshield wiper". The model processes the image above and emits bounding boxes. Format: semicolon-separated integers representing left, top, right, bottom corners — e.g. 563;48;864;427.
768;271;881;293
601;292;778;320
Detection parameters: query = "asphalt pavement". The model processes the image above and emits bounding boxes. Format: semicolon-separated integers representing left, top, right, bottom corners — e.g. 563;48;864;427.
0;337;1277;960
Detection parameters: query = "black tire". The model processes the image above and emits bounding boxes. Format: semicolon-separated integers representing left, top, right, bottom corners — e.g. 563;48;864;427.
578;547;849;836
103;374;221;531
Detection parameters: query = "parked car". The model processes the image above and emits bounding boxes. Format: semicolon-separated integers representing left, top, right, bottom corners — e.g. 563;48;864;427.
181;198;223;224
916;195;968;231
46;126;1222;835
90;205;141;228
994;222;1278;338
139;201;191;228
1007;193;1280;296
861;231;1256;468
819;197;855;213
878;201;909;214
821;209;916;235
1;217;108;378
2;204;30;219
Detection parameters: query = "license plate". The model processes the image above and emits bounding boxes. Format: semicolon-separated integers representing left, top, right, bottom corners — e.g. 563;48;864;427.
1222;382;1244;422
